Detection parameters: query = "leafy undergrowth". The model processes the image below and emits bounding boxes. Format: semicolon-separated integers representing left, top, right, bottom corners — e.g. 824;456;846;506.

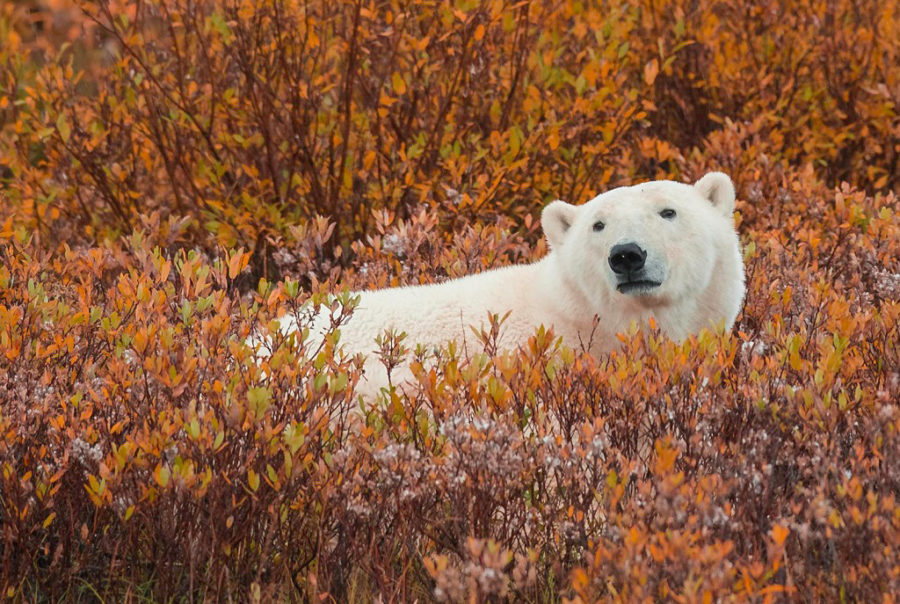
1;0;899;601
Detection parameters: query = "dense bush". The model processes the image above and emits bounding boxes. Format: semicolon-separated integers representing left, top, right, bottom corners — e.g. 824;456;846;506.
1;0;898;600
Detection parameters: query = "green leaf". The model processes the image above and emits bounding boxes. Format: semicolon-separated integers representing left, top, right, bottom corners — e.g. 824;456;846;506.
56;114;70;143
247;387;272;420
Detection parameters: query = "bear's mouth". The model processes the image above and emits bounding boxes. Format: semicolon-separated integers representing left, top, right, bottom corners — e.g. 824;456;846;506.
616;280;662;295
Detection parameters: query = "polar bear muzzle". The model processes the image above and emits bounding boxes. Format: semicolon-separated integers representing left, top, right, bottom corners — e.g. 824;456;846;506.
609;242;663;295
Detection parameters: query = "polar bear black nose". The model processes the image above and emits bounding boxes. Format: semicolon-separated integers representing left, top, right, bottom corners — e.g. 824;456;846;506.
608;242;647;274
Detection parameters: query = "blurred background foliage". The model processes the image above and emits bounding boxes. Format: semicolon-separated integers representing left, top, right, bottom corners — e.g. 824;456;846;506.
2;0;896;276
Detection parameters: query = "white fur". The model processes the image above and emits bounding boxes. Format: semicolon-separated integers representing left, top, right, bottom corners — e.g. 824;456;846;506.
280;173;745;397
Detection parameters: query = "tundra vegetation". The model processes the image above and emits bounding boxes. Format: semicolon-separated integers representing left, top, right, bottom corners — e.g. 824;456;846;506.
0;0;898;601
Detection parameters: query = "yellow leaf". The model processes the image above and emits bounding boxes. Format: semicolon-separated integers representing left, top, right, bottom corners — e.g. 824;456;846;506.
391;72;406;95
57;114;71;143
155;465;170;488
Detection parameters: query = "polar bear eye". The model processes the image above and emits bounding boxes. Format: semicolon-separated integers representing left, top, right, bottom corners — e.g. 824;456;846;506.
592;221;605;232
659;208;677;219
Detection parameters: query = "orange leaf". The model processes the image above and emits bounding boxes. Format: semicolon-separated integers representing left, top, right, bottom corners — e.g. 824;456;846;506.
771;523;790;546
654;439;679;473
643;58;659;85
228;249;248;280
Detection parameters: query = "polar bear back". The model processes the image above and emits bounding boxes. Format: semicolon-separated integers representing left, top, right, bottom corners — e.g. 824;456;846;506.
328;262;549;357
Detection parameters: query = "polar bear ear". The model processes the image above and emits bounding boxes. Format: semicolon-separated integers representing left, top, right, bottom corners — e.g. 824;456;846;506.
542;200;577;249
694;172;736;217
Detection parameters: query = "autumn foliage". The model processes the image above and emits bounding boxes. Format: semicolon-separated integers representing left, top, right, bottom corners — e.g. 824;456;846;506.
1;0;899;601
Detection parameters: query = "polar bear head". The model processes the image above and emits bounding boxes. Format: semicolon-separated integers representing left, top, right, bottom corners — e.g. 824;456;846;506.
541;172;744;336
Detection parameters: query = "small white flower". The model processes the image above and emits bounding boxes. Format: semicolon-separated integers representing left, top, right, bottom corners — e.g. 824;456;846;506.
381;233;406;257
71;437;102;464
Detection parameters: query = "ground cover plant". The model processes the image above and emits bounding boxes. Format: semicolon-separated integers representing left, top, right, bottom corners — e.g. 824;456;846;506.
1;0;898;601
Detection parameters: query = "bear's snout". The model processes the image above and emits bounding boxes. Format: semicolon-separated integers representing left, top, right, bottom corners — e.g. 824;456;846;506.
608;242;647;275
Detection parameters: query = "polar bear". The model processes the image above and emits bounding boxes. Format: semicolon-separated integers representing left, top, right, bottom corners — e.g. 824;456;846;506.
279;172;744;397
